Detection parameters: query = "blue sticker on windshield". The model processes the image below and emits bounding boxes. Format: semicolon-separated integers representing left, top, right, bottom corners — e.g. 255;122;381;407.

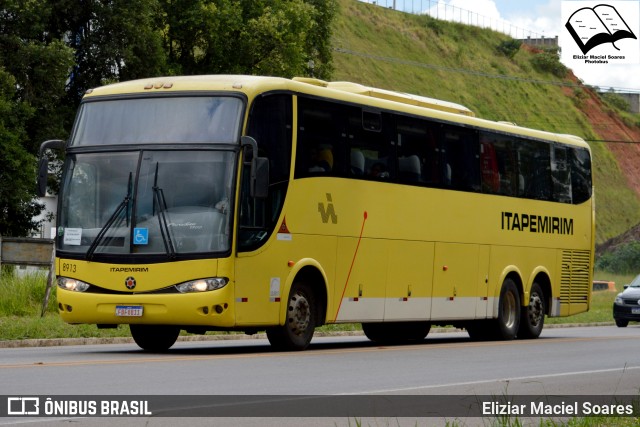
133;228;149;245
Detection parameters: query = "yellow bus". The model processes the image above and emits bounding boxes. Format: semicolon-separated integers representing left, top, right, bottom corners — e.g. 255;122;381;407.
37;75;594;351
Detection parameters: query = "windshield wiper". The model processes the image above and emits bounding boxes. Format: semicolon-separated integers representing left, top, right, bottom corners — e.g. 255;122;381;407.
152;162;176;259
86;172;132;260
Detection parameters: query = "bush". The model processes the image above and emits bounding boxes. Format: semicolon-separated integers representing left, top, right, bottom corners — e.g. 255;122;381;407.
496;39;522;59
530;49;567;78
600;92;631;112
424;16;443;35
595;241;640;274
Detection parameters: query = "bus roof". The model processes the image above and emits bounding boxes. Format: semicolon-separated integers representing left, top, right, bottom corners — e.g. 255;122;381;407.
83;75;589;150
292;77;476;118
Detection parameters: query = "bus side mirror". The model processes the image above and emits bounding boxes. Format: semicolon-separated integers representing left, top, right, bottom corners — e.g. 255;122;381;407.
241;136;269;199
36;139;65;197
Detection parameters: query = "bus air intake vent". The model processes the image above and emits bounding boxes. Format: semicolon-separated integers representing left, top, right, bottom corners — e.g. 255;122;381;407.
560;250;591;303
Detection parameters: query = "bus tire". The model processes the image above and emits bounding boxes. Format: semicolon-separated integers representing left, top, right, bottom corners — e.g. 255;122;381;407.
129;324;180;352
362;321;431;344
494;278;521;340
518;282;545;339
267;282;316;351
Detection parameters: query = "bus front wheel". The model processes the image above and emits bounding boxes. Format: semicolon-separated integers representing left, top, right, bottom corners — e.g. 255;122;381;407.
130;324;180;352
267;282;316;351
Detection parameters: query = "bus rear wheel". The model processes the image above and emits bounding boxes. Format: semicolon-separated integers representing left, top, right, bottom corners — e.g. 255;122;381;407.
518;282;545;339
362;321;431;344
267;282;316;351
130;324;180;352
495;278;521;340
468;279;520;341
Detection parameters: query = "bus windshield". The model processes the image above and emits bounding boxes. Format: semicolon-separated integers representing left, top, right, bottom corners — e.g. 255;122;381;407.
58;150;236;257
70;96;244;146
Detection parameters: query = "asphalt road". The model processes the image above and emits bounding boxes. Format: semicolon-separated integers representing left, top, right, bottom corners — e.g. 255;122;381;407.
1;325;639;426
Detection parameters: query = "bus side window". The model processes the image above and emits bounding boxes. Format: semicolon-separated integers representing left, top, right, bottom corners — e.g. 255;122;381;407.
394;115;438;186
350;148;365;176
480;139;500;193
516;139;551;200
307;143;334;173
295;97;350;178
443;127;480;191
570;147;592;204
552;146;572;203
483;133;517;196
348;109;390;180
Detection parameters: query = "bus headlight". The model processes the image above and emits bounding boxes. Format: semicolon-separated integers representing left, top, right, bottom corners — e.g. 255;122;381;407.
57;277;91;292
175;278;228;293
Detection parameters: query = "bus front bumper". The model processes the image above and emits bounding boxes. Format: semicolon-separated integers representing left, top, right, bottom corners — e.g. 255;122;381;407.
57;286;235;328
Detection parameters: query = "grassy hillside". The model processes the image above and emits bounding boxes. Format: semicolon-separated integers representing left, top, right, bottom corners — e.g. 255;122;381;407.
331;0;640;243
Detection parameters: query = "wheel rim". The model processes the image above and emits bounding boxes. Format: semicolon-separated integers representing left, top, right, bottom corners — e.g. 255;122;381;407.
287;291;311;337
528;292;543;327
502;290;517;329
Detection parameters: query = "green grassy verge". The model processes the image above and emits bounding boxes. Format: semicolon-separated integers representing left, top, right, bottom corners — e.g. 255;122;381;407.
0;270;628;341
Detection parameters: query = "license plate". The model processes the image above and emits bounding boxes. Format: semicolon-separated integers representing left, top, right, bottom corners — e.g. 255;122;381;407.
632;308;640;315
115;305;143;317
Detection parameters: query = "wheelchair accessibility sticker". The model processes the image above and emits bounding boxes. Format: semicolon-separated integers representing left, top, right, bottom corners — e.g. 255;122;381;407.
133;228;149;245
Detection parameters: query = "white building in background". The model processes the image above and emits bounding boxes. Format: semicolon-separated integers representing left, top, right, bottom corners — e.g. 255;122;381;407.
33;195;57;239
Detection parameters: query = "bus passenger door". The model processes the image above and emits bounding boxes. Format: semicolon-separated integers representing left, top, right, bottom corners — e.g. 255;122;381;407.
431;242;481;320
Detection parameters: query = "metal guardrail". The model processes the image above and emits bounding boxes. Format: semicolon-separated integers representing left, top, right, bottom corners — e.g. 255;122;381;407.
0;237;55;317
360;0;547;40
592;280;616;292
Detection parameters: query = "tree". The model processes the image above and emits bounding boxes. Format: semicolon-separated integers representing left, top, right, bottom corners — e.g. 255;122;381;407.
0;0;75;152
159;0;336;78
0;69;42;236
302;0;336;79
0;0;74;236
0;0;337;236
48;0;168;105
